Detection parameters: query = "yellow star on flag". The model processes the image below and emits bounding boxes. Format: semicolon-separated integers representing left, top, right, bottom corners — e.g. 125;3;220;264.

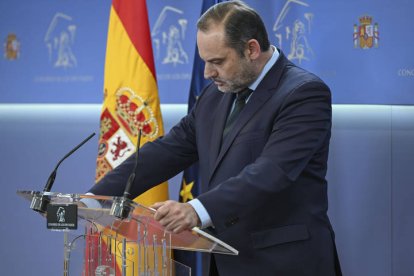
180;179;194;202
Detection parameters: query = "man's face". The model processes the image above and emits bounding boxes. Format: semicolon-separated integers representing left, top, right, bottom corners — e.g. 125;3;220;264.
197;24;257;93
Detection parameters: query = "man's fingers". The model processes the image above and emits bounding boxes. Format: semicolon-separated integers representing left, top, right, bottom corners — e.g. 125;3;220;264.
163;218;187;233
151;201;199;233
150;201;164;210
154;203;170;221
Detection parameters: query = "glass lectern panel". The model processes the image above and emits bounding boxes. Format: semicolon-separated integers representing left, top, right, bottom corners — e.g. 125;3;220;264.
17;190;238;276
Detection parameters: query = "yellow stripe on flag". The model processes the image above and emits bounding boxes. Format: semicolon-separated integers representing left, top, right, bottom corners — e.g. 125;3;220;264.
93;1;170;275
96;3;168;204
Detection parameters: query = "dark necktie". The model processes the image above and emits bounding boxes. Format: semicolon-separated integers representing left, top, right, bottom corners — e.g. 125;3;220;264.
222;88;252;139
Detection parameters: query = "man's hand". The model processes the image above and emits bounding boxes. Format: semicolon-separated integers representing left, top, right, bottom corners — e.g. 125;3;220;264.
151;200;200;234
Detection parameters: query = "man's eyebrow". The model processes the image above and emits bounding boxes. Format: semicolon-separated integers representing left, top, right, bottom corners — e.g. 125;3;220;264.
206;57;224;63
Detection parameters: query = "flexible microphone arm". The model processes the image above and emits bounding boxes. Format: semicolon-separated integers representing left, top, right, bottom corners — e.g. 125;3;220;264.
43;132;96;192
31;133;96;214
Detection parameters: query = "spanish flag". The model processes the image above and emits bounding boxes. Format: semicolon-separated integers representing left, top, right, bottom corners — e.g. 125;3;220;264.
92;0;169;273
96;0;168;204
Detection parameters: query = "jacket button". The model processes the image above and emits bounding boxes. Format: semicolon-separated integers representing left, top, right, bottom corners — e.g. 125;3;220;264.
225;216;239;227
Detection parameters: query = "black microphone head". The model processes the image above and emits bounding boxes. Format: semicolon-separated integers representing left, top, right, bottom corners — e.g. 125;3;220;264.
43;170;57;192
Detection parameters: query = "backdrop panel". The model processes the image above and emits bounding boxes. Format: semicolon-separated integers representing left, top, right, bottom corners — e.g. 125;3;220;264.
1;0;413;104
0;0;110;103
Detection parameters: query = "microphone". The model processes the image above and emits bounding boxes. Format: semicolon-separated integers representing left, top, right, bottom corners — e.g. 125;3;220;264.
30;132;96;213
43;132;96;192
110;130;142;219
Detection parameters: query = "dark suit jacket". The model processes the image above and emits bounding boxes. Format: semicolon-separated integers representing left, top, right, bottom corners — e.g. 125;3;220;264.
90;51;341;275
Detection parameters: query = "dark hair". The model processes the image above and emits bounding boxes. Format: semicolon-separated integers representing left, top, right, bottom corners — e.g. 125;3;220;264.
197;1;270;57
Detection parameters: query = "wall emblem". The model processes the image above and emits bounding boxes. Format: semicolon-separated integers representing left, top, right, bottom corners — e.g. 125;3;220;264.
44;13;78;68
273;0;314;64
353;15;379;49
151;6;189;66
4;33;20;60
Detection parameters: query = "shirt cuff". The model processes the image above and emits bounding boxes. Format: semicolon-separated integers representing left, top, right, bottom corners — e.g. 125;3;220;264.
188;198;213;228
80;192;102;209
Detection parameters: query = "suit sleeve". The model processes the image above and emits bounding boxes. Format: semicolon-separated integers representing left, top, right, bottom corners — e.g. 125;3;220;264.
88;105;199;198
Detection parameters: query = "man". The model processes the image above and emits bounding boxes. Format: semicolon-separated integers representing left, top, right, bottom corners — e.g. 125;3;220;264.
89;1;341;275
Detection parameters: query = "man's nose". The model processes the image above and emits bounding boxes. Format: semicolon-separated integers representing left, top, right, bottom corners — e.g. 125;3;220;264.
204;63;218;79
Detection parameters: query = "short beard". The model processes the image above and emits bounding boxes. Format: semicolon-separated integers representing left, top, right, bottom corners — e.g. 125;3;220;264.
218;58;258;93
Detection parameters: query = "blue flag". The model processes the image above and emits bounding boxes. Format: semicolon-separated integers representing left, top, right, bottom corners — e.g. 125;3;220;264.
175;1;223;275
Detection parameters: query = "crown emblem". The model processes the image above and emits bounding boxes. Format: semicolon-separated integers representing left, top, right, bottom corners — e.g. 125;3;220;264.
359;16;372;25
115;87;159;139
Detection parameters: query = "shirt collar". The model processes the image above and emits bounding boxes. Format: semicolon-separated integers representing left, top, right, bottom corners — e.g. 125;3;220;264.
249;45;279;91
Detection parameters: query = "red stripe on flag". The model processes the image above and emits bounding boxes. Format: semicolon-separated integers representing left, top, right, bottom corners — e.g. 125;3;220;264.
113;0;156;78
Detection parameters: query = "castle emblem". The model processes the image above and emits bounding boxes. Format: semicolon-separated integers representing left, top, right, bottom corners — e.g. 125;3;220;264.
353;15;379;49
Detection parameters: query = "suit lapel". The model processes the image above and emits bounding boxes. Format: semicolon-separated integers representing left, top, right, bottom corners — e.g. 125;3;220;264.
207;50;289;185
208;87;273;184
208;91;234;173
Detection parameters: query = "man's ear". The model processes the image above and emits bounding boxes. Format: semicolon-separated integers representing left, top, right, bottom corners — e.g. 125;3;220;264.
246;39;261;60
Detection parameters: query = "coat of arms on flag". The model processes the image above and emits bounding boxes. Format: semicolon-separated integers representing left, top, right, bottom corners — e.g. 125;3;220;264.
96;86;160;180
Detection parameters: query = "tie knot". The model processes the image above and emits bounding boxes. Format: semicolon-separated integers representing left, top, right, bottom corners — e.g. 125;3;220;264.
236;88;252;102
222;88;252;139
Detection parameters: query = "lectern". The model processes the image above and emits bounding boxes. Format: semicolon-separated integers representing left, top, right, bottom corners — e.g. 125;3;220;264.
17;190;238;276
